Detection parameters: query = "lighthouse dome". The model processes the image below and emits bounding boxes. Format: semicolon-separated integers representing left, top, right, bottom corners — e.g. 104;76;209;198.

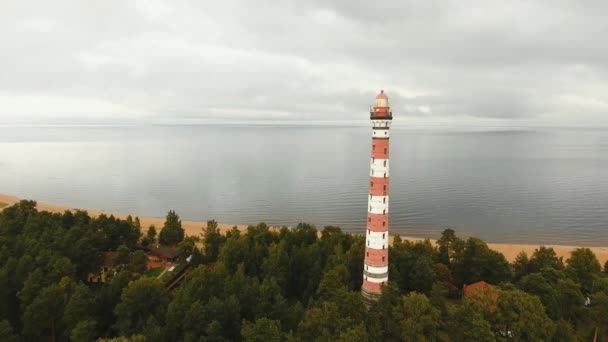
375;90;389;108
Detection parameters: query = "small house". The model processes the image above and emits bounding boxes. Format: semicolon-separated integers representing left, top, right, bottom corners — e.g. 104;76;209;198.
145;245;179;268
87;251;118;283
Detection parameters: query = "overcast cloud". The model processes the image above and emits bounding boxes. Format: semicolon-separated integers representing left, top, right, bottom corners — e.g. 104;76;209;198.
1;0;607;126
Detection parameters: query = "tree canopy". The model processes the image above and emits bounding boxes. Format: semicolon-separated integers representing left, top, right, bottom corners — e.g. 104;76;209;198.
0;201;607;341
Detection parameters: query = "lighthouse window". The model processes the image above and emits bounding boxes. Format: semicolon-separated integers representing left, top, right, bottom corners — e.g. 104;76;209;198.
382;256;385;262
383;173;386;178
382;245;385;250
383;209;386;214
368;241;370;246
383;185;386;191
385;131;388;135
382;221;386;227
368;217;371;223
370;181;373;187
384;148;387;154
372;145;376;150
383;160;387;167
368;229;370;234
383;197;386;204
367;252;369;257
382;233;385;239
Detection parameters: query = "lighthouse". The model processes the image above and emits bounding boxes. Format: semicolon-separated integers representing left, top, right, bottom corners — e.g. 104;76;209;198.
362;90;392;304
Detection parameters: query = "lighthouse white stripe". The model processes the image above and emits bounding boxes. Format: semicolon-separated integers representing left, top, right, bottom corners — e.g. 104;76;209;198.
369;159;389;177
364;265;388;274
368;196;389;215
363;275;389;283
368;195;388;205
366;231;389;249
368;201;389;214
372;129;390;138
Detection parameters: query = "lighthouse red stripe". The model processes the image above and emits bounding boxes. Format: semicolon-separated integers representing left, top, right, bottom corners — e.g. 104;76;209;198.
367;213;389;232
365;247;388;266
369;177;389;196
371;139;389;159
362;280;384;292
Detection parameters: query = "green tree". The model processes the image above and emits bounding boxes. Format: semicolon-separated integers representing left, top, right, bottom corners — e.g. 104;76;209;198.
22;278;71;341
130;250;147;274
96;270;132;335
366;283;404;341
495;289;555;341
448;301;496;342
512;251;530;280
134;217;141;231
296;302;344;341
262;241;290;290
177;236;200;262
114;245;131;265
98;336;146;342
589;292;608;339
555;279;584;321
63;283;95;333
452;238;511;286
241;318;281;342
159;210;184;246
143;225;157;246
517;273;559;319
17;268;46;308
604;260;608;274
529;246;564;273
565;248;601;293
337;323;368;342
147;225;157;241
114;277;169;336
48;255;76;282
437;228;462;265
0;320;19;342
70;320;97;342
408;256;436;294
551;320;576;342
202;220;225;262
400;292;441;342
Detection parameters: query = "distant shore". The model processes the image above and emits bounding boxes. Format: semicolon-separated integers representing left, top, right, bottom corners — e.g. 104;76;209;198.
1;193;607;264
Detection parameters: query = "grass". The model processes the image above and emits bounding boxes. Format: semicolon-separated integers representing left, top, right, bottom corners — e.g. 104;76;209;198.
160;262;188;282
144;267;165;278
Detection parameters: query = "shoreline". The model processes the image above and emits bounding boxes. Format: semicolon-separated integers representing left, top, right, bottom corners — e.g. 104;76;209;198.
1;193;607;264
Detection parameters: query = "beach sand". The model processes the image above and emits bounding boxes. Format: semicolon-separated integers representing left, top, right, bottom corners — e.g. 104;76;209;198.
1;193;607;264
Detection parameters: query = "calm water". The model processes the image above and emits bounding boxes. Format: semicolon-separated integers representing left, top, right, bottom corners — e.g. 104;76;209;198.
1;125;607;246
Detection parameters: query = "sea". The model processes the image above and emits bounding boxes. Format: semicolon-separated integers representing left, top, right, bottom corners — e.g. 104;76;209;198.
1;124;607;246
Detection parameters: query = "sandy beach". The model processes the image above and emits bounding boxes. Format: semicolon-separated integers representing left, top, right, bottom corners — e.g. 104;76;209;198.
1;193;607;264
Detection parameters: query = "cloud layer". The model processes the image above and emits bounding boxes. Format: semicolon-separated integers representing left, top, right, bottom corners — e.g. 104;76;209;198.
1;0;607;125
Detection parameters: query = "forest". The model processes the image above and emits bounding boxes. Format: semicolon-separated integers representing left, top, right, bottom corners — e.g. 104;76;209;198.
1;200;607;341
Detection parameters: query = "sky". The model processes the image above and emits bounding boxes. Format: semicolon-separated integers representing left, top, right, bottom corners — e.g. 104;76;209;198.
1;1;607;127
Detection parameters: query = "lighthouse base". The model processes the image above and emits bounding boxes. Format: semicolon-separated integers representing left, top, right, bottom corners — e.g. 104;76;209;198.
361;286;382;308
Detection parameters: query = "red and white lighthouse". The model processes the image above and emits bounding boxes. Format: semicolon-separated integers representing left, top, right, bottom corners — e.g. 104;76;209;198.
362;90;392;304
